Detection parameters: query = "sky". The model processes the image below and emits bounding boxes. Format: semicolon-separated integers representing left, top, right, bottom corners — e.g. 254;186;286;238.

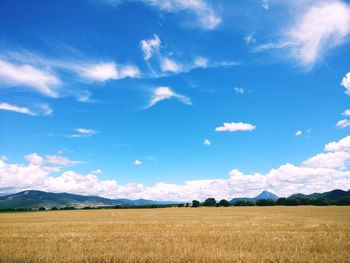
1;0;350;201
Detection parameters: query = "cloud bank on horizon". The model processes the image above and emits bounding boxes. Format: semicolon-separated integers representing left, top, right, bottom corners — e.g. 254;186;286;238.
0;0;350;200
1;135;350;201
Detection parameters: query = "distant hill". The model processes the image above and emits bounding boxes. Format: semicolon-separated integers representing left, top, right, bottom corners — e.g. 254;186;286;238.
290;189;350;200
0;190;176;209
231;190;279;203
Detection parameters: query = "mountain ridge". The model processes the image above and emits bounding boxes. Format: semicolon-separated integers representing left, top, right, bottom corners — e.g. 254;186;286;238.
0;190;177;209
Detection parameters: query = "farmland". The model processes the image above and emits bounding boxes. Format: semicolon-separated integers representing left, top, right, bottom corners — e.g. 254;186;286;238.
0;206;349;262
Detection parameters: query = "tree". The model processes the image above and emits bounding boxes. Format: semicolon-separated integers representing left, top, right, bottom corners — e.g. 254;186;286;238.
219;199;230;207
51;207;58;211
256;199;275;206
192;200;200;207
38;207;46;211
284;198;300;206
185;203;190;207
311;198;329;206
276;198;286;206
203;198;217;207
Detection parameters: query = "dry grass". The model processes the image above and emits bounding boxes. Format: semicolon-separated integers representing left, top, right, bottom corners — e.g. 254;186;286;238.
0;206;349;262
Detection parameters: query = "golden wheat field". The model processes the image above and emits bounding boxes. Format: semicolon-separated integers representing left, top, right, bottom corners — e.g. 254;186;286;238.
0;207;349;263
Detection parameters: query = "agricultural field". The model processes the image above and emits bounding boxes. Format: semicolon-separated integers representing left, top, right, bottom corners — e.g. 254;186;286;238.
0;207;349;262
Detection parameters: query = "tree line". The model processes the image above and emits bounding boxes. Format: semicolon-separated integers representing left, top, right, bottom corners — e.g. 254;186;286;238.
190;196;350;207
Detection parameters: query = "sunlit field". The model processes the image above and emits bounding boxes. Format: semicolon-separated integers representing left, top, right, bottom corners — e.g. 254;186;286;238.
0;207;349;262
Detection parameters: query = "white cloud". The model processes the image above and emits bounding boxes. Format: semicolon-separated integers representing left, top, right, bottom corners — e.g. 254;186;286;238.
234;87;247;94
342;72;350;95
343;108;350;116
2;135;350;200
193;56;208;68
325;135;350;152
256;1;350;68
67;128;97;138
45;155;78;166
215;122;256;132
134;160;142;165
160;57;182;73
0;59;60;97
0;155;8;162
140;34;161;60
147;86;191;108
144;0;221;30
302;151;350;170
25;153;44;166
336;119;350;128
295;130;302;136
0;102;35;116
204;139;211;145
287;1;350;67
244;34;256;44
77;62;139;82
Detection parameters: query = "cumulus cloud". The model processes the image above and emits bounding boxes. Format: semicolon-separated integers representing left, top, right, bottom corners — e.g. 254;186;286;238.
25;153;44;166
77;62;139;82
343;108;350;116
144;0;221;30
0;102;35;116
45;155;78;166
256;1;350;68
295;130;302;136
1;135;350;200
25;153;78;167
342;72;350;95
140;34;161;60
215;122;256;132
0;59;60;97
336;119;350;128
325;135;350;152
147;86;191;108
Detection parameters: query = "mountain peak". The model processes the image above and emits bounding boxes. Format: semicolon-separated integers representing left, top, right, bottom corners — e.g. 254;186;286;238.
255;190;279;200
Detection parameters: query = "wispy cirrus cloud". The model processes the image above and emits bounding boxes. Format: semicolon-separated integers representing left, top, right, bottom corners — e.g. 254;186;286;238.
0;59;61;97
67;128;97;138
255;1;350;69
0;102;52;116
147;86;191;108
143;0;221;30
0;102;35;116
76;62;140;82
140;34;161;60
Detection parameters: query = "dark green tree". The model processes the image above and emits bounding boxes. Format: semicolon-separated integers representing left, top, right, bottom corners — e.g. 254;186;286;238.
203;198;217;207
38;207;46;211
219;199;230;207
192;200;200;207
256;199;275;206
276;198;286;205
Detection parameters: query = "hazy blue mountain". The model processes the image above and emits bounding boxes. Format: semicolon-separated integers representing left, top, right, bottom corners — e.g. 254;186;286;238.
0;190;176;209
231;190;279;203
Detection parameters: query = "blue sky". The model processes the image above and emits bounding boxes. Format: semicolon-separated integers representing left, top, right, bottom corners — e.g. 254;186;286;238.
1;0;350;201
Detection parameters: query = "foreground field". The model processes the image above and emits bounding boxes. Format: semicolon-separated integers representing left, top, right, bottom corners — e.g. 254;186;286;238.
0;207;349;262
